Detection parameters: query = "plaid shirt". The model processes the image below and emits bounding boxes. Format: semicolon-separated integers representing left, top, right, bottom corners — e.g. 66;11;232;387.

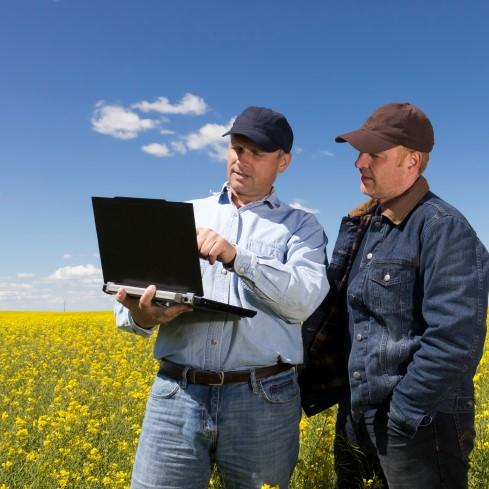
299;212;373;416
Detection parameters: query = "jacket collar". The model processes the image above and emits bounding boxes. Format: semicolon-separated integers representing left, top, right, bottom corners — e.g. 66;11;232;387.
349;176;430;225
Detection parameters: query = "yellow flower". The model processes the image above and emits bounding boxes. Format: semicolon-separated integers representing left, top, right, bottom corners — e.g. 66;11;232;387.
0;311;486;489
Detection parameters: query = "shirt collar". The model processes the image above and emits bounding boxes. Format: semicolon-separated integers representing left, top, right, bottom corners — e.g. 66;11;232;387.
218;182;280;208
349;176;430;225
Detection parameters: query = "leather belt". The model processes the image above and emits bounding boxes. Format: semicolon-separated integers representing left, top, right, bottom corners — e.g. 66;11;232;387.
159;359;294;386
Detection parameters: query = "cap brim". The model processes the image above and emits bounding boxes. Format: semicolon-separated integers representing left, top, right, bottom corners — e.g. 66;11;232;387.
222;127;279;152
335;129;396;153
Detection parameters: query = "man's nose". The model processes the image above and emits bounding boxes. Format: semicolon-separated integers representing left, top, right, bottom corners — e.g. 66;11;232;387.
355;153;371;169
236;149;252;166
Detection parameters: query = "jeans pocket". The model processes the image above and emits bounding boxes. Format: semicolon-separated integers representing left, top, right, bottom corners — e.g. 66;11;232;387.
258;369;299;404
149;373;180;400
386;424;410;440
453;412;476;462
385;413;413;443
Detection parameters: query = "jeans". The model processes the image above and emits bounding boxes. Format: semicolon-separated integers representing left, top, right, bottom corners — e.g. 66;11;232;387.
335;401;475;489
131;367;301;489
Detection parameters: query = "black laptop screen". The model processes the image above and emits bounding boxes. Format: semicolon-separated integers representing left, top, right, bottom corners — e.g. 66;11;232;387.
92;196;204;296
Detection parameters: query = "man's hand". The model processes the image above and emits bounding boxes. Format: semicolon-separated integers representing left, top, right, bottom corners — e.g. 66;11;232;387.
116;285;192;328
196;228;237;266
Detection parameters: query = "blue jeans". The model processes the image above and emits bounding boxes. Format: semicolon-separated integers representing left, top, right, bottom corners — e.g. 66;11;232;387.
131;367;301;489
335;401;475;489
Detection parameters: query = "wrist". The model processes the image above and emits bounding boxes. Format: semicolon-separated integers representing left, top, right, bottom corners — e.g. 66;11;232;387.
223;243;238;270
130;310;155;329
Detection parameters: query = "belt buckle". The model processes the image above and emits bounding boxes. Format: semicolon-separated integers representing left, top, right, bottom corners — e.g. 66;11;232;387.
208;370;225;386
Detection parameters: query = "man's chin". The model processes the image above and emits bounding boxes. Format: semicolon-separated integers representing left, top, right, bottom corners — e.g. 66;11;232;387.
360;183;372;196
229;182;246;194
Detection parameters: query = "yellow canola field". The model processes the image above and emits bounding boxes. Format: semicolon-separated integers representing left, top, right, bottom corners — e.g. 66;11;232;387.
0;312;155;489
0;312;487;489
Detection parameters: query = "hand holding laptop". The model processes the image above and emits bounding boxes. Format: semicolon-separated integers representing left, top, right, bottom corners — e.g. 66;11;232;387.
116;285;192;328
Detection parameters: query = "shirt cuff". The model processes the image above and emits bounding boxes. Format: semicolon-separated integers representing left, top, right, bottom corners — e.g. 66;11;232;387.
223;243;239;271
115;302;157;337
128;311;158;336
232;246;255;278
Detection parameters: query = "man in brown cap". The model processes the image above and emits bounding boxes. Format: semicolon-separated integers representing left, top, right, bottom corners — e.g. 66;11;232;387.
300;102;489;488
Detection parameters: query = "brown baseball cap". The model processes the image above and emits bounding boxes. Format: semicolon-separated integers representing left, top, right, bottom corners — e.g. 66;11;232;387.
335;102;434;153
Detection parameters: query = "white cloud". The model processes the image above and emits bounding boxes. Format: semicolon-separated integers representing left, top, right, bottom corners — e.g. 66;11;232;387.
184;118;234;161
160;128;176;135
290;201;320;214
0;282;34;290
63;253;73;260
133;93;208;115
0;265;112;311
143;117;235;160
0;282;35;308
17;273;35;279
318;149;334;157
141;143;172;158
294;147;304;155
170;141;187;155
142;141;188;158
49;264;102;280
91;101;159;139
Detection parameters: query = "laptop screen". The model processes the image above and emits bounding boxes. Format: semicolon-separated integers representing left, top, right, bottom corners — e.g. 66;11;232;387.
92;196;204;296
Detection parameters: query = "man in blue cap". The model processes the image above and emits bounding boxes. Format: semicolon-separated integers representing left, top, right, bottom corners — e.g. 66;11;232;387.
116;106;329;489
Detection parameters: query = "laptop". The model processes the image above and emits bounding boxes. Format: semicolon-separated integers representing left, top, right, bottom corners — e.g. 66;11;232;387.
92;196;256;318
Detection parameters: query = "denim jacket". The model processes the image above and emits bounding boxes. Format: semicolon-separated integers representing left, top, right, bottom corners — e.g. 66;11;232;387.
300;177;489;437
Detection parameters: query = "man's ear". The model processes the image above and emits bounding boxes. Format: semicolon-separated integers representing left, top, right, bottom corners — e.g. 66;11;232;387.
278;153;292;173
407;151;423;172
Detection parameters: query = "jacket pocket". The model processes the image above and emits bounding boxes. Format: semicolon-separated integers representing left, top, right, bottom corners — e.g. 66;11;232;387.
379;333;411;377
367;261;416;316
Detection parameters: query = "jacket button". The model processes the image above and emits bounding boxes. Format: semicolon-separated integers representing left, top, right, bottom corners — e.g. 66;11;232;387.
238;267;245;274
366;252;373;260
352;371;362;380
384;273;391;282
356;334;363;341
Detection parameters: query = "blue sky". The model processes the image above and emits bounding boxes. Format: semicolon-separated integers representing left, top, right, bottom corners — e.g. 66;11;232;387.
1;0;487;311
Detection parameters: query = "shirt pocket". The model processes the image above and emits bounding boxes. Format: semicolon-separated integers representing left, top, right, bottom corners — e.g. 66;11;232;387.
246;239;285;262
199;258;210;277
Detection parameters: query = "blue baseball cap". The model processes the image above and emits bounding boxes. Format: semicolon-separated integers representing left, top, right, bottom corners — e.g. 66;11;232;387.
222;106;293;153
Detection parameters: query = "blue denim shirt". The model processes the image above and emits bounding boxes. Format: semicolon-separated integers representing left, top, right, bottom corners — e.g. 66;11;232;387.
336;177;489;437
115;184;329;370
